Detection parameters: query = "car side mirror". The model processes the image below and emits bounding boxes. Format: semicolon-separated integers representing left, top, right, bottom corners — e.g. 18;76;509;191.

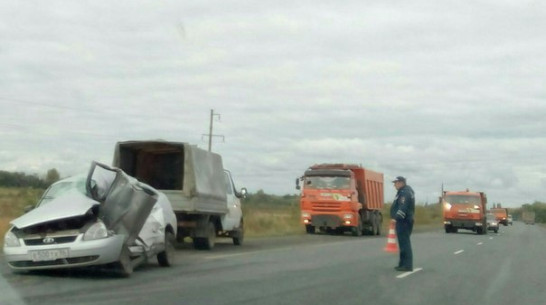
238;187;248;199
295;178;300;190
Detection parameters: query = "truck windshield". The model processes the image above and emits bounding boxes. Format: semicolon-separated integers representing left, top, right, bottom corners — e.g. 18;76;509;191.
304;176;351;190
445;195;481;205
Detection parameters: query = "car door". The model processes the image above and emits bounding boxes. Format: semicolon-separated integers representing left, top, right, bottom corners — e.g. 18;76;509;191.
86;161;158;245
221;171;242;231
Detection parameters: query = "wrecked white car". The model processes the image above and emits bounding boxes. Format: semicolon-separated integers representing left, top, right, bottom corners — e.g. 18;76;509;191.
3;162;177;276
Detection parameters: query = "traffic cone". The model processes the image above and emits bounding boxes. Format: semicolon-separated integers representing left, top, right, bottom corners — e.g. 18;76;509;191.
384;220;398;253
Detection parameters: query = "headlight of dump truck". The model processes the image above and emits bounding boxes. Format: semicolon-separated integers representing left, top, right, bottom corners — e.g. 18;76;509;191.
343;214;353;219
4;231;21;247
301;212;310;218
83;221;109;241
444;203;452;211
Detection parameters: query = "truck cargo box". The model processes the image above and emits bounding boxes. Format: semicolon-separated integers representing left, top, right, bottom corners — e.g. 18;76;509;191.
113;141;228;215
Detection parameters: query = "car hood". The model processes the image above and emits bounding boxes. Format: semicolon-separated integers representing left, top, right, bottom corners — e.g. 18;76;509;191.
10;191;98;229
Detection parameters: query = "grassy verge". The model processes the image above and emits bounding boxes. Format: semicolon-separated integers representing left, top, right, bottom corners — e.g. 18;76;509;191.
242;204;304;237
0;187;446;247
0;187;44;247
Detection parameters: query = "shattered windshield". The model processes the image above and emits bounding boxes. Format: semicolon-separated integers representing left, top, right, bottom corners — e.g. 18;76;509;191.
37;178;87;207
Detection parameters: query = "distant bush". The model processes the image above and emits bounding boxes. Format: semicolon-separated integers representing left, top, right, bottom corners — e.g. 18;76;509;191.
0;168;61;188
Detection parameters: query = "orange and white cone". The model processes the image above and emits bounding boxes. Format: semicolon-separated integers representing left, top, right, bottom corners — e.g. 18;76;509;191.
384;220;398;253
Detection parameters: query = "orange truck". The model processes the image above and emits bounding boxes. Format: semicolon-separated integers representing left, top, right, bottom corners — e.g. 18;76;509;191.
441;190;487;234
295;164;384;236
490;208;509;226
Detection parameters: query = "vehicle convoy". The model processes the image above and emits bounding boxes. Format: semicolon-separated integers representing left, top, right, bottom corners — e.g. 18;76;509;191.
441;189;487;234
3;162;177;276
296;164;384;236
113;140;246;250
490;207;509;226
486;213;499;233
522;211;536;225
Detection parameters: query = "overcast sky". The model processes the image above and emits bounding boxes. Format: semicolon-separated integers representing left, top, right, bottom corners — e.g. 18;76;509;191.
1;1;545;207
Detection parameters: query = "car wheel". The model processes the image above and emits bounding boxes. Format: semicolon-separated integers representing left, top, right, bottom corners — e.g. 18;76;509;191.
157;231;175;267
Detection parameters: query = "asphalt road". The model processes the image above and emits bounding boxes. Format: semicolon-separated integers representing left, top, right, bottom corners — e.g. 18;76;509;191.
1;222;544;305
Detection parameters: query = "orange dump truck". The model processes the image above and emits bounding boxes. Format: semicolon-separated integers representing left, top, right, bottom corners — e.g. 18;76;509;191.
441;190;487;234
490;208;509;226
296;164;384;236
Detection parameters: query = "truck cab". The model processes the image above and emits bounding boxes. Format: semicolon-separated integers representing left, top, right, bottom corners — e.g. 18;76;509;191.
296;164;383;236
442;190;487;234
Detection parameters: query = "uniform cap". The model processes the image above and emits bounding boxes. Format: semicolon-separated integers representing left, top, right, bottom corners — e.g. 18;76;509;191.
392;176;406;183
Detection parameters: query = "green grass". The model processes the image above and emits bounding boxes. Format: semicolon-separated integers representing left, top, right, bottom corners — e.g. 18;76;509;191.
0;187;44;247
242;204;304;237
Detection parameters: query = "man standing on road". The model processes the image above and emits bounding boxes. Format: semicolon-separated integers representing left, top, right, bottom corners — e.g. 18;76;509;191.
390;176;415;272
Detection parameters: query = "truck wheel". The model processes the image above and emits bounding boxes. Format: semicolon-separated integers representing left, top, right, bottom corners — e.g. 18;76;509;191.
351;216;363;237
233;220;244;246
157;231;175;267
203;222;216;250
376;214;382;236
476;227;483;235
115;246;133;277
305;225;315;234
193;222;216;250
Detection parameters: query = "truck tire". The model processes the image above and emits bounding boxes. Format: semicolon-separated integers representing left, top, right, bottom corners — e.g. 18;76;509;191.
194;221;216;250
232;219;244;246
157;231;175;267
476;227;484;235
351;215;363;237
203;221;216;250
494;228;498;233
376;213;383;236
305;225;315;234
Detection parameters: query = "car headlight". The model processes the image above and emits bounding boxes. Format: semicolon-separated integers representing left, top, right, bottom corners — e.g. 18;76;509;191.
4;231;21;247
83;221;109;241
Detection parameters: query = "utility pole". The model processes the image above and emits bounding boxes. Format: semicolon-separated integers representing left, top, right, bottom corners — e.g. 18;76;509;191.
202;109;225;151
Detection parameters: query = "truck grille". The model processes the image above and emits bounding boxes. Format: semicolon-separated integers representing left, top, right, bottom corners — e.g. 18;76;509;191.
311;201;341;212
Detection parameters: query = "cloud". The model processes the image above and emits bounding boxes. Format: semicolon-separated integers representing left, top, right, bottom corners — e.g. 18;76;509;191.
1;0;546;207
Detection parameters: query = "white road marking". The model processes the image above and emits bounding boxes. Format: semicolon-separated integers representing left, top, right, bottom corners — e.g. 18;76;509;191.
489;237;494;240
396;267;423;279
477;242;483;245
454;250;464;255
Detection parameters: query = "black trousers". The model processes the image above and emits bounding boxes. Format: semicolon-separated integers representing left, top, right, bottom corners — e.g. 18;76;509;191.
395;219;414;269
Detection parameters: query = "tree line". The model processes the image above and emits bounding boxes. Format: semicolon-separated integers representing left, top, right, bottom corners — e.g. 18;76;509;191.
0;169;60;188
510;201;546;223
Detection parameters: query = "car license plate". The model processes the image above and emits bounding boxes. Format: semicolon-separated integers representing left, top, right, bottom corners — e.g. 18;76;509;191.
30;249;69;262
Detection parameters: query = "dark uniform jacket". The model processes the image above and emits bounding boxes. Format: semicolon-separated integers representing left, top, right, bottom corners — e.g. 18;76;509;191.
390;185;415;222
